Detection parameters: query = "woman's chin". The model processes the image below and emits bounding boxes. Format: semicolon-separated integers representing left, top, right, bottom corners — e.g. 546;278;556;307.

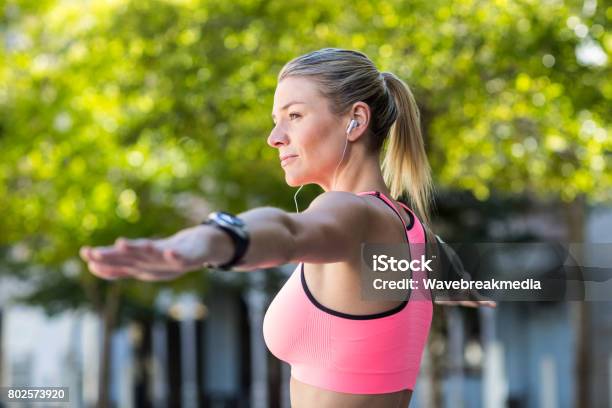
285;174;305;187
286;178;301;187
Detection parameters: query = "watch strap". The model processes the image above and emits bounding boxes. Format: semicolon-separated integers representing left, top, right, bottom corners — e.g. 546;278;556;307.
201;213;249;270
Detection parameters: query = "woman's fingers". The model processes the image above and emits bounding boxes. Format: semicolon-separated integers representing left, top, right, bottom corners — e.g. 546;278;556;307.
81;235;197;281
468;289;497;307
82;247;188;281
87;258;183;281
92;247;146;265
115;238;156;253
87;261;139;280
460;300;497;308
83;242;162;266
81;246;133;266
79;246;92;262
434;299;497;308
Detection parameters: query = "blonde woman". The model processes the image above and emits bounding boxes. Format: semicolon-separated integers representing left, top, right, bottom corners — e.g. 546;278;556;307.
81;48;495;407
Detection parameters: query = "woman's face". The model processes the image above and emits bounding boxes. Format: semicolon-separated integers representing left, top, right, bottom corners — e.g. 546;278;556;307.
268;76;347;188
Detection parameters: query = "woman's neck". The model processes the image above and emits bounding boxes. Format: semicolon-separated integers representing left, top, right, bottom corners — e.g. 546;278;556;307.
323;153;391;197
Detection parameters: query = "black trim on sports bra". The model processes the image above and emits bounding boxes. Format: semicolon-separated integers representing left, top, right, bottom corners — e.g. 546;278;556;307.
301;262;409;320
300;190;420;320
371;191;415;231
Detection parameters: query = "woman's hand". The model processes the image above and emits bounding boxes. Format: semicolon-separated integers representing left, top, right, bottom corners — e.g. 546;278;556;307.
434;289;497;308
79;226;214;281
434;299;497;308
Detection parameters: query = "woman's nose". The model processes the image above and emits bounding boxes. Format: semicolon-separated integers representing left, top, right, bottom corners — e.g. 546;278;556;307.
267;125;289;148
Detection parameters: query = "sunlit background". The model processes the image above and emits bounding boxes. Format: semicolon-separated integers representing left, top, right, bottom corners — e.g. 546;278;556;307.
0;0;610;407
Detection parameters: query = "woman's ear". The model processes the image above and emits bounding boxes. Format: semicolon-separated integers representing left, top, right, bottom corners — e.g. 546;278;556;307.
347;102;370;142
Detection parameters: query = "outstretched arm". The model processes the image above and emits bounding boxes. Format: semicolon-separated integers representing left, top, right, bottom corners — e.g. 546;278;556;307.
80;191;370;281
236;191;370;269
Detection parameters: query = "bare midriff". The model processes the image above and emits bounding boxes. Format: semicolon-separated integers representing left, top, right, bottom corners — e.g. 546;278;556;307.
290;376;412;408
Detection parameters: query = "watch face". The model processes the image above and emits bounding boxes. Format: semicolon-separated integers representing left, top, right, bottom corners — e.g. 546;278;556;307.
218;211;245;227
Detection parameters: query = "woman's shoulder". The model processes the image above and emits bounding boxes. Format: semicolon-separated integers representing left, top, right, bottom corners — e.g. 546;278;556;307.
303;191;375;224
308;190;371;208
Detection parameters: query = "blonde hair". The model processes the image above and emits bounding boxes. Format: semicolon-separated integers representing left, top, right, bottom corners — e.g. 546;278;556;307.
278;48;435;223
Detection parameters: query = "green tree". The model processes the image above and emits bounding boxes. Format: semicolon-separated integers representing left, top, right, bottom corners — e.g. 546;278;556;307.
1;0;609;406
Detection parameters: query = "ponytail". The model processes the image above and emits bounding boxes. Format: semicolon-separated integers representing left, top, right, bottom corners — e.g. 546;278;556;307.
380;72;434;224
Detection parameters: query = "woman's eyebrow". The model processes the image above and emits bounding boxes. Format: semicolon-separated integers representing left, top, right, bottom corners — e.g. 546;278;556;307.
271;101;306;119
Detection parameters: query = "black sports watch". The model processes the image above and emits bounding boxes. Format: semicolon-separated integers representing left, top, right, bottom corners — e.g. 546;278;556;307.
201;211;250;270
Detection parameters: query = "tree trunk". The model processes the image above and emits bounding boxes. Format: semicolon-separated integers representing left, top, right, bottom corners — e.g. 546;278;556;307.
97;284;121;408
563;196;589;408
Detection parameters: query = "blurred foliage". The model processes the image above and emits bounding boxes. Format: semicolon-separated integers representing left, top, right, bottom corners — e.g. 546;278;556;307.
0;0;610;315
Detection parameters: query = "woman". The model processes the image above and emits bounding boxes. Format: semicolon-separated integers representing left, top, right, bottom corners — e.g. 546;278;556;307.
80;48;495;407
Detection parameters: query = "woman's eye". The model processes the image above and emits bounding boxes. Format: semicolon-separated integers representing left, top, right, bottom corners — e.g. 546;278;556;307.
289;113;301;120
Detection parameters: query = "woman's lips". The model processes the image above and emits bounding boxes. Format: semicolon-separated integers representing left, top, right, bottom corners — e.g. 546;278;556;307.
281;155;298;167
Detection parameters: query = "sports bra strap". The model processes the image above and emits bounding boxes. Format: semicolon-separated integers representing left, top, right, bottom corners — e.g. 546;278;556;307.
357;191;415;231
396;201;418;222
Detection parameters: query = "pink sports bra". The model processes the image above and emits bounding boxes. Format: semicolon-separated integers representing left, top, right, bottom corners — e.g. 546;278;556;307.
262;191;434;394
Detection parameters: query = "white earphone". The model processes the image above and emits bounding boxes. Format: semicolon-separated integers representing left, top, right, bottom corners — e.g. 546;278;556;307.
346;119;359;134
